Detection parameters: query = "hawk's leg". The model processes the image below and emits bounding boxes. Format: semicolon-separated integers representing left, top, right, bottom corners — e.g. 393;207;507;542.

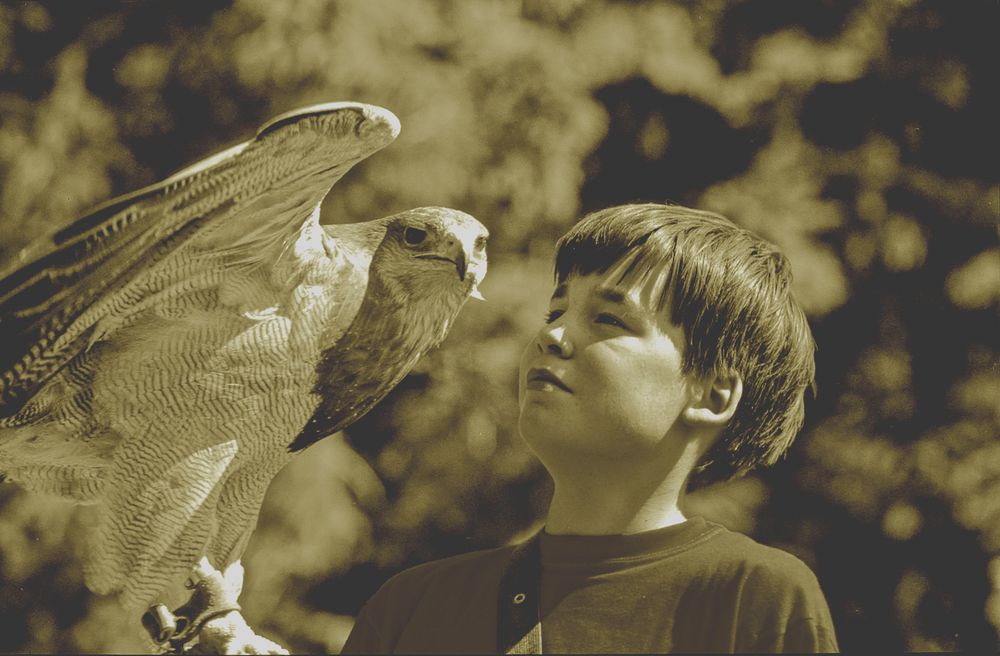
143;557;288;655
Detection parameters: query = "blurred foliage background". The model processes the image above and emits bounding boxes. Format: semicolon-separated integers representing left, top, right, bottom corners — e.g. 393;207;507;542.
0;0;997;652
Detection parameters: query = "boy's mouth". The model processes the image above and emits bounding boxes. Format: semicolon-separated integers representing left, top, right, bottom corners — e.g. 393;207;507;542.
526;367;572;392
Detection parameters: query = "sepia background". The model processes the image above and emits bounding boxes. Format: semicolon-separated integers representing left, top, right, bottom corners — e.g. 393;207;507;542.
0;0;996;652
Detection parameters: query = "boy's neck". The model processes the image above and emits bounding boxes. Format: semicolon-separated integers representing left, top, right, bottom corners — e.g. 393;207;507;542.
543;464;691;536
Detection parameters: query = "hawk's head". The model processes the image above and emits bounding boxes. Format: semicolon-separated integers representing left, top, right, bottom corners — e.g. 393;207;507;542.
375;207;488;307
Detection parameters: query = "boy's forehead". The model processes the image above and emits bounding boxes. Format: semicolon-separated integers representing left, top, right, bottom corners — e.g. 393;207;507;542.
556;264;673;315
558;251;672;308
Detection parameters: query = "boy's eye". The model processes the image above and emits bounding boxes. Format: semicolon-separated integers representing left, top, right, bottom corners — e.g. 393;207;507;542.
545;310;564;324
595;313;628;329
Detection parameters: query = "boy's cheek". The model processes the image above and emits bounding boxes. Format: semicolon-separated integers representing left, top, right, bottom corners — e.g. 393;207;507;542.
516;342;535;396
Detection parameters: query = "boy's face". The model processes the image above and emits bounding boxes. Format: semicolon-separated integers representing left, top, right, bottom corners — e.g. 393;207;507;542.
518;269;695;465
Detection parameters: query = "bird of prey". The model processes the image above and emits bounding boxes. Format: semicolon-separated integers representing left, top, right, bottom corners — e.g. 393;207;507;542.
0;102;487;653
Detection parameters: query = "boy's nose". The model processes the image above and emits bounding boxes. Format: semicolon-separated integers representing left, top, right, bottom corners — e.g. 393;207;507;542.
537;325;573;358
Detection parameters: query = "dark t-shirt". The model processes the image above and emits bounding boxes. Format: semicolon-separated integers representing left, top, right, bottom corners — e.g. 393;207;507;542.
341;516;839;653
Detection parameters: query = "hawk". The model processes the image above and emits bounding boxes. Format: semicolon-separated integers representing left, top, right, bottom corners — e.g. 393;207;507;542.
0;102;488;653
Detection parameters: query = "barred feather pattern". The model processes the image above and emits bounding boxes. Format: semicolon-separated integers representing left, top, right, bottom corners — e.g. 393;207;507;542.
0;103;489;616
0;104;396;416
2;222;368;608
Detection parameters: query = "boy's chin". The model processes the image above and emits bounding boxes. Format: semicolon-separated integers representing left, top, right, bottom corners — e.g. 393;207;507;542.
517;414;556;451
517;404;567;439
517;415;586;457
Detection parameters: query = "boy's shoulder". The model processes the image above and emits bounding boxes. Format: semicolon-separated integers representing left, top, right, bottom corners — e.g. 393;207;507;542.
372;542;517;605
693;520;838;650
344;544;522;653
701;518;819;574
692;519;831;625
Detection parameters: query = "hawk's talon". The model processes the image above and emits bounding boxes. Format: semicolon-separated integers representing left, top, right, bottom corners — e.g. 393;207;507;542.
143;603;178;644
159;559;243;652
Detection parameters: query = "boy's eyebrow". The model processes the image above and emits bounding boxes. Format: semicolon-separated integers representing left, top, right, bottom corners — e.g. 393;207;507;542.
596;285;656;317
551;282;643;311
596;286;649;312
595;287;628;305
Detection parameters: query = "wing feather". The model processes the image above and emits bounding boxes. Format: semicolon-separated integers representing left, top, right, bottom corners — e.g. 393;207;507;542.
0;102;399;416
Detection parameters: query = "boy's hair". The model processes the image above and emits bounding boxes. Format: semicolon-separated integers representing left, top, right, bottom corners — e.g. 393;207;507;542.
554;203;816;488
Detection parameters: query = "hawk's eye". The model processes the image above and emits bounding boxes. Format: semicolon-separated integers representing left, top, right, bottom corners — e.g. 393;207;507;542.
403;227;427;245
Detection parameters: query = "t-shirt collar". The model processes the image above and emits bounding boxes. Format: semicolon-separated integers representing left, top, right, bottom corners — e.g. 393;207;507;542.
539;515;717;568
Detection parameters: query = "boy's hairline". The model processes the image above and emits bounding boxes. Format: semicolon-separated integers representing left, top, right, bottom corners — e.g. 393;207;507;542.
555;242;683;324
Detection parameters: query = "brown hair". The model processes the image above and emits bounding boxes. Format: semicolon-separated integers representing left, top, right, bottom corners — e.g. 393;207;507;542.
555;203;816;487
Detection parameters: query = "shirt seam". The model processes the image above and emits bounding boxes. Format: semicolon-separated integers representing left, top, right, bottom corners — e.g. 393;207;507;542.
543;524;725;570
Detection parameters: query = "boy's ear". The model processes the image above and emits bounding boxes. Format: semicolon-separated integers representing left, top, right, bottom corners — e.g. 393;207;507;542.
683;371;743;427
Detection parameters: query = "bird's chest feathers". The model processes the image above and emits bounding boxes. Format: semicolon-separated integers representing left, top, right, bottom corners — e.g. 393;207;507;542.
292;272;465;450
316;296;433;415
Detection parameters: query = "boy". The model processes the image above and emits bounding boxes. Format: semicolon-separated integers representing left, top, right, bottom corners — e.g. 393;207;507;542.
341;203;839;653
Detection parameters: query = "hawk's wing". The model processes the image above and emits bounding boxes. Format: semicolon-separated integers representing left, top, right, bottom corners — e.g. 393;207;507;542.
0;102;400;416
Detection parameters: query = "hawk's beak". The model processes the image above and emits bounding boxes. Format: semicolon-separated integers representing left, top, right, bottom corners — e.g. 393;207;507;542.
415;242;470;280
454;248;467;282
